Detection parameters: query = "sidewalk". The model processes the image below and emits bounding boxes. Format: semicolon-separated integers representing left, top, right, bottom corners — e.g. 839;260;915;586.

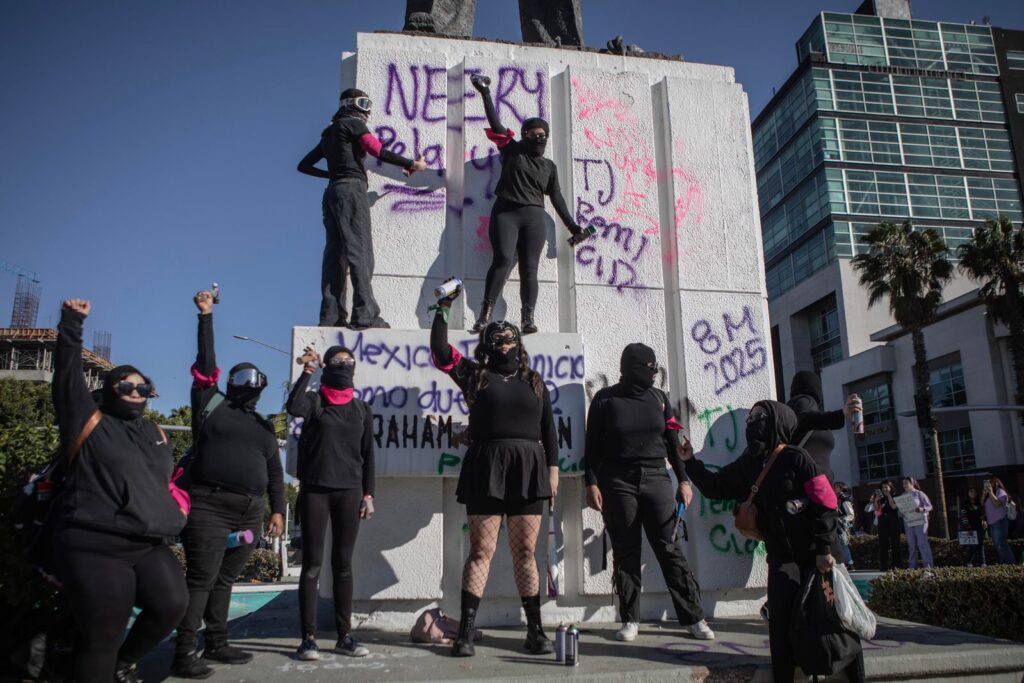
138;592;1024;682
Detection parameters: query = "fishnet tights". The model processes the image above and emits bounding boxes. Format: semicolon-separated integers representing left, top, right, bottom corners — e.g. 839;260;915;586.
461;514;542;597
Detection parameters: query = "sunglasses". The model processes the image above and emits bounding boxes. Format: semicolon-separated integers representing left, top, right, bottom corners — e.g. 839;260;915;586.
340;96;373;113
524;132;548;141
227;368;268;388
115;381;156;398
327;356;356;367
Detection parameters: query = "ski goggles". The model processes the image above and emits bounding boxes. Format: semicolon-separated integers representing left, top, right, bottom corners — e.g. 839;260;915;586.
115;381;157;398
485;322;520;347
340;96;373;113
327;355;356;366
227;368;268;388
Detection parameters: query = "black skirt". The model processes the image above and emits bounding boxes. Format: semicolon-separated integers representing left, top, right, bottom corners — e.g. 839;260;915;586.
456;438;551;505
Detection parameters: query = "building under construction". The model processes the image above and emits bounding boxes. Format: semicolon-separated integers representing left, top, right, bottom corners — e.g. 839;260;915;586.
0;327;113;389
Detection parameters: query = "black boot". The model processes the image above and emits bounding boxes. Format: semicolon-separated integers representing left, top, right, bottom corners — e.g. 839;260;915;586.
114;661;140;683
451;606;477;657
521;306;538;335
203;643;253;665
522;595;553;654
470;300;494;334
170;651;215;679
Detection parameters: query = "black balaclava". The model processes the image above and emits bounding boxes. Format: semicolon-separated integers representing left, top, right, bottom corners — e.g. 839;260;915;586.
620;343;657;393
226;362;265;412
337;87;370;122
789;370;823;407
322;346;356;389
481;321;521;374
521;117;549;157
101;364;150;420
744;400;798;459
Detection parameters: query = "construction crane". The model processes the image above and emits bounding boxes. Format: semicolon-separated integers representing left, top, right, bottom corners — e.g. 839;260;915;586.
0;260;42;328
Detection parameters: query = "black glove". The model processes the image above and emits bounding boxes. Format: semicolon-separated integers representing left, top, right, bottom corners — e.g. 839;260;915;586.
470;74;491;94
567;224;593;247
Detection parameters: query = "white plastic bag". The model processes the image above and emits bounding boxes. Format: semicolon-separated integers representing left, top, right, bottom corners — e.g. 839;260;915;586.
832;564;877;640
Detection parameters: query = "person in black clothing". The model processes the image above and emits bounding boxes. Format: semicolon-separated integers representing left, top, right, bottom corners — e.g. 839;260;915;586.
51;299;188;683
469;73;587;335
171;290;286;678
871;481;902;570
584;343;713;642
962;486;987;566
287;344;376;661
430;284;558;657
787;370;862;481
680;400;864;683
298;87;428;329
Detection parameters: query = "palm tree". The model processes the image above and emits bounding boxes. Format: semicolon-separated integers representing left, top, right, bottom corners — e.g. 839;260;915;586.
851;220;953;539
957;217;1024;423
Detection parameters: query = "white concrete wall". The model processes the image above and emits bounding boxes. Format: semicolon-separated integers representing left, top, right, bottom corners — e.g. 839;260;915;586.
296;32;773;630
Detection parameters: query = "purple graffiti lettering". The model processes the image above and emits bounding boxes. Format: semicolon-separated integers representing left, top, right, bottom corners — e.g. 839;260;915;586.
423;66;447;122
382;183;446;213
723;305;757;342
463;68;486;123
530;353;585;381
494;66;546;124
574;158;615;206
384;64;419;121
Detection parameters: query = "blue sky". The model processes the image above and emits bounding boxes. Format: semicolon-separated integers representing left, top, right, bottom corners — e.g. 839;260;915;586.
2;0;1022;415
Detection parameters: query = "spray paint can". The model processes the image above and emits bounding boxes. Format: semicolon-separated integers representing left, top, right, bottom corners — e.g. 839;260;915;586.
225;529;254;549
554;623;567;662
470;74;491;89
568;225;597;247
850;393;863;434
433;278;463;300
564;624;579;666
785;498;808;515
211;282;220;304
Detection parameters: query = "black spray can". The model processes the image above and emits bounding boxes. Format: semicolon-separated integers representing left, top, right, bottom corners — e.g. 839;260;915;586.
554;623;567;662
565;624;579;666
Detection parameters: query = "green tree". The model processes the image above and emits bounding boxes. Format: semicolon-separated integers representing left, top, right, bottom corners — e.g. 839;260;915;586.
851;220;954;538
957;217;1024;422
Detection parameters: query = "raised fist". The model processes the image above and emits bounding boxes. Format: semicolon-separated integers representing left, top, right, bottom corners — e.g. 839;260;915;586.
404;155;428;177
436;277;463;307
470;73;491;94
296;346;321;368
194;290;214;314
62;299;91;317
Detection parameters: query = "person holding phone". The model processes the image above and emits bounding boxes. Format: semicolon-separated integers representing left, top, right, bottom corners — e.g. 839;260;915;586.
983;478;1015;564
873;481;902;570
584;343;713;642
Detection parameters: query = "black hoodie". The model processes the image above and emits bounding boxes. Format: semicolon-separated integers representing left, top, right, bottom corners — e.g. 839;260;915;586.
684;400;839;564
787;370;845;481
52;309;185;539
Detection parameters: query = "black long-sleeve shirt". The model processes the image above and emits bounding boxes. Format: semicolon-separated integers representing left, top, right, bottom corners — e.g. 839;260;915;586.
430;312;558;465
584;384;688;486
297;117;414;182
188;313;284;515
477;89;575;230
788;393;845;480
52;310;185;539
287;371;375;495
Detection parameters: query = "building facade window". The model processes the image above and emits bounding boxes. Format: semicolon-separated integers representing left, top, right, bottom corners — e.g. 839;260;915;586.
1007;50;1024;71
1016;93;1024;115
926;426;977;474
859;380;894;425
809;303;842;371
857;440;901;481
929;361;967;407
765;228;835;299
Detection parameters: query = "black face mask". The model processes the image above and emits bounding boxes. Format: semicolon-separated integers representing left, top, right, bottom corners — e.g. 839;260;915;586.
322;364;355;389
745;418;771;456
107;397;147;420
487;346;519;374
619;343;657;391
101;364;150;421
523;138;547;157
226;385;263;412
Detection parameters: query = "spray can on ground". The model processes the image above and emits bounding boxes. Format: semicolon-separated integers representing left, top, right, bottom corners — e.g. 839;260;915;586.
225;529;254;549
565;624;579;666
554;623;567;662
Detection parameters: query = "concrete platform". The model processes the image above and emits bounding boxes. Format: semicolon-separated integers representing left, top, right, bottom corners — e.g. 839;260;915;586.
136;593;1024;682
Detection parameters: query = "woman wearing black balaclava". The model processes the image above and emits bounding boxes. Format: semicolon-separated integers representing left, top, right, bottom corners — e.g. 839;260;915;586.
430;285;558;657
584;343;714;642
171;290;285;678
50;299;188;683
787;370;862;481
679;401;864;683
298;87;427;330
469;73;587;335
286;345;375;661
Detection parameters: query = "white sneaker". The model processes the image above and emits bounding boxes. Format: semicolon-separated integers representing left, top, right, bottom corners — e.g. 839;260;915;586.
615;622;639;642
688;619;715;640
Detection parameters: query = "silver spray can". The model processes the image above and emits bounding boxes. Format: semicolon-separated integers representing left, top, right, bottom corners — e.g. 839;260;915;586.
554;622;567;662
433;278;462;300
850;393;864;434
565;624;579;666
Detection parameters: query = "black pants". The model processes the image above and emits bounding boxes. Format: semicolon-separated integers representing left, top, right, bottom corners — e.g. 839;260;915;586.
599;465;703;626
482;199;547;308
962;527;986;566
54;526;188;683
175;486;264;654
298;486;362;638
877;516;902;570
767;562;865;683
320;178;382;327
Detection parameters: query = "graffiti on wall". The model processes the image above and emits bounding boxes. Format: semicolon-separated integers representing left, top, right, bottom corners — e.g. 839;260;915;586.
690;304;768;397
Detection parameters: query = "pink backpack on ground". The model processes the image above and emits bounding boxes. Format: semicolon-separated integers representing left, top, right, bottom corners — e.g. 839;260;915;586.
410;608;482;645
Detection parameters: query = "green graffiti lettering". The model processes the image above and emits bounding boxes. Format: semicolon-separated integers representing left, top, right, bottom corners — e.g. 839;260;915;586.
708;524;762;556
437;452;461;475
724;404;738;452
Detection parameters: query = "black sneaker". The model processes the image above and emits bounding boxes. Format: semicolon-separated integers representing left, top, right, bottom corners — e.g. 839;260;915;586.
203;644;253;665
170;652;215;679
350;318;390;330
